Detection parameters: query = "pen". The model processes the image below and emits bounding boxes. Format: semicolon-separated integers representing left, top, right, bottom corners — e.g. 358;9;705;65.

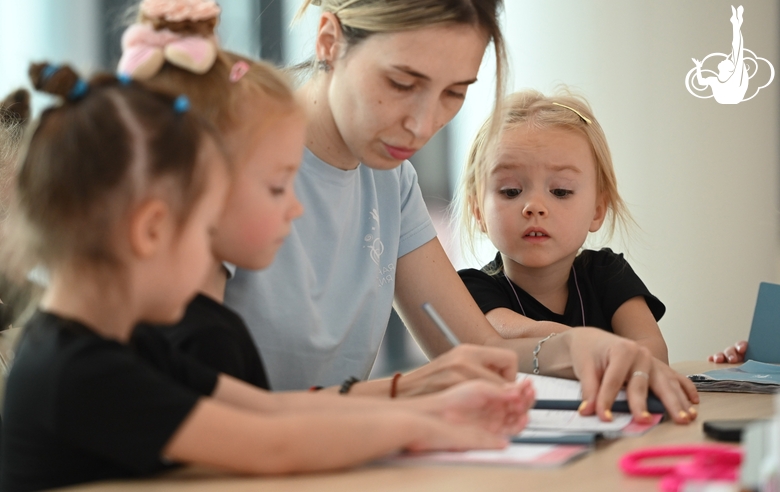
421;302;461;347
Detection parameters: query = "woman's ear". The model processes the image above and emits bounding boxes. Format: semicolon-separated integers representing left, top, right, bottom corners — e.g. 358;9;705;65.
129;198;172;259
315;12;344;67
589;194;608;233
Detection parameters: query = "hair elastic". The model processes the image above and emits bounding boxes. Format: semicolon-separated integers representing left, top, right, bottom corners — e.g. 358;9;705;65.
229;61;250;83
68;79;89;101
40;64;60;83
117;73;133;86
552;102;592;125
173;95;190;113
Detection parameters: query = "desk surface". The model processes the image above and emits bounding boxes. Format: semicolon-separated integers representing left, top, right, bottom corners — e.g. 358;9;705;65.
62;361;771;492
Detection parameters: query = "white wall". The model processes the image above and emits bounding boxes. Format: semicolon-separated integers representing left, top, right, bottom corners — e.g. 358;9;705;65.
0;0;101;106
450;1;780;362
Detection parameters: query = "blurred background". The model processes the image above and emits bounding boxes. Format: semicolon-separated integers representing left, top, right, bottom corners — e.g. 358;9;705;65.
0;0;777;375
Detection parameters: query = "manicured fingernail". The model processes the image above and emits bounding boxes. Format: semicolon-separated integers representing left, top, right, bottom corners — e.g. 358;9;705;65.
688;407;697;416
728;356;735;362
678;410;689;420
604;409;613;420
578;401;588;413
641;411;651;421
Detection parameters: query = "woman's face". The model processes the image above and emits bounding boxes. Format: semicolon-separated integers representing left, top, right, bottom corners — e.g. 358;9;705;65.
327;23;488;170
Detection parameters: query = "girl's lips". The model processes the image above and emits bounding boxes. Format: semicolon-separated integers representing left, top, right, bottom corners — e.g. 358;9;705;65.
384;144;417;160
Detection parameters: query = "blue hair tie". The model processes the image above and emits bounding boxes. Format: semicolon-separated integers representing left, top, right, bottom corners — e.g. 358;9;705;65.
68;79;89;101
173;95;190;114
117;73;132;86
41;64;60;83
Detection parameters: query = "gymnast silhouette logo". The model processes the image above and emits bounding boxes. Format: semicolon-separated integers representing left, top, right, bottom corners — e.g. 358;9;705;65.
685;5;774;104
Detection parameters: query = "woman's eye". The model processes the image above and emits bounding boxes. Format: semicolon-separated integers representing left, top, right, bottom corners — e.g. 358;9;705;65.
500;188;521;198
270;186;285;196
445;89;466;100
389;79;414;92
551;188;573;198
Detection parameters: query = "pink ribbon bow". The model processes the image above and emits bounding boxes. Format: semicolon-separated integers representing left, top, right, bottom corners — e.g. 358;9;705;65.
117;23;218;80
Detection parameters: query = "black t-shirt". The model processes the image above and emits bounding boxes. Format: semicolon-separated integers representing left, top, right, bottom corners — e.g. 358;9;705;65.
0;311;219;492
458;249;665;332
142;294;270;390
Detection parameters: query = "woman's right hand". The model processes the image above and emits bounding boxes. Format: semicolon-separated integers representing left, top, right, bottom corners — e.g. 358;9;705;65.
394;344;519;398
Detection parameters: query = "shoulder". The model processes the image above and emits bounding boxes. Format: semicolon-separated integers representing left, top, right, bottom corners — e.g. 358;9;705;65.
576;248;630;272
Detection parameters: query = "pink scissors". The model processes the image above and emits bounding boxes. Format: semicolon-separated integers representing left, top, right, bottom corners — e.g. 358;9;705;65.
619;445;742;492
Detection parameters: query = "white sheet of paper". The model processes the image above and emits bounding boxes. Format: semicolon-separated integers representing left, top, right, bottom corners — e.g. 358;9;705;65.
516;373;628;401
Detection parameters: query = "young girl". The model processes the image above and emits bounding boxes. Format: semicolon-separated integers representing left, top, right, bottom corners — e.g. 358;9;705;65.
457;90;669;364
0;63;534;491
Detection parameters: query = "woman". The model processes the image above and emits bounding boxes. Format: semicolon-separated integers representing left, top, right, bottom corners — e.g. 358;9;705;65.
225;0;698;423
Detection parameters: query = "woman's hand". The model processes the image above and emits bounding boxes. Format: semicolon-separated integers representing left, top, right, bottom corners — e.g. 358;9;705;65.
413;379;534;435
708;341;747;364
560;328;699;424
394;344;519;398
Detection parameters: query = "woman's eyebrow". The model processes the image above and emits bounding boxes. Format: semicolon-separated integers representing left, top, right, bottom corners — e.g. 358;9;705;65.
391;65;478;86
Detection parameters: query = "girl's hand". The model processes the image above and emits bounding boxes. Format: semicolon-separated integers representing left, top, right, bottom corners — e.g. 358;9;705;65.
394;344;518;398
708;341;747;363
562;328;699;425
419;379;534;435
404;416;510;453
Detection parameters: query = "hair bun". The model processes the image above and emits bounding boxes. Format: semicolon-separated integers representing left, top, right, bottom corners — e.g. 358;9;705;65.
29;63;84;100
0;89;30;126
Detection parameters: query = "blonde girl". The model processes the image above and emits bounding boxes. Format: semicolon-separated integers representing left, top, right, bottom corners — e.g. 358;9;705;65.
0;63;533;491
458;90;669;366
221;0;698;422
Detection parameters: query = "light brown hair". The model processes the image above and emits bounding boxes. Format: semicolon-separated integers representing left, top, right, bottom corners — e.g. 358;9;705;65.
3;63;219;281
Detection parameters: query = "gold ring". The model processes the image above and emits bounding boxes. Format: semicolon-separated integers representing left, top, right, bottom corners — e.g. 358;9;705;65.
632;371;649;380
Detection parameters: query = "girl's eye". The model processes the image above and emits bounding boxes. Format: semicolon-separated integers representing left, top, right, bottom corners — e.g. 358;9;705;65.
389;79;414;92
551;188;573;198
500;188;521;198
270;186;286;196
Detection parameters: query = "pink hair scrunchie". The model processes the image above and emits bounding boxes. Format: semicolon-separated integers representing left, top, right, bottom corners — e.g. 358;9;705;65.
117;23;218;79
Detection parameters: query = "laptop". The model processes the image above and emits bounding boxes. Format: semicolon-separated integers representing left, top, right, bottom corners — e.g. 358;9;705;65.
744;282;780;364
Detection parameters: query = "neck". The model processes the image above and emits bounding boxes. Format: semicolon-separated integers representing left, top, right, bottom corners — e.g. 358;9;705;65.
200;258;227;303
41;264;137;343
501;253;575;314
298;78;360;171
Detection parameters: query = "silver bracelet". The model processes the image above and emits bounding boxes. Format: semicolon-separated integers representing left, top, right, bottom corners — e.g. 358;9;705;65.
532;333;557;375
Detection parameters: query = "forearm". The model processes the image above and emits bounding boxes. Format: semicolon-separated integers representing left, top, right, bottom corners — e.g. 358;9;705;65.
633;336;669;364
213;374;431;413
165;400;431;474
486;308;571;339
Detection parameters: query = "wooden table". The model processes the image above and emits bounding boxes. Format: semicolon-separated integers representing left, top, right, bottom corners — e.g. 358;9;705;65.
62;361;772;492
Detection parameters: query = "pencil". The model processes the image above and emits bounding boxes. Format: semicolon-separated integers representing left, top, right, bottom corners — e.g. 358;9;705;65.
421;302;461;347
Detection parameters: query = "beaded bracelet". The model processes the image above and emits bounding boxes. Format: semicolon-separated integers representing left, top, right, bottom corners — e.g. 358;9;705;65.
532;333;557;374
339;376;360;394
390;372;402;398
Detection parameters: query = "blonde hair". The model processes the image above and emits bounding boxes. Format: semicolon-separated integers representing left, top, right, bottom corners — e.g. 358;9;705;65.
295;0;507;144
457;89;633;259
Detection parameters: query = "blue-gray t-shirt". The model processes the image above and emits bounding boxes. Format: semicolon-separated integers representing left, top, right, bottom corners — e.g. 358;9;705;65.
224;148;436;390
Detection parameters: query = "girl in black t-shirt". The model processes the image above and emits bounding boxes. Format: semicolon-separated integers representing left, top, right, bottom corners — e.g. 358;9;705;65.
0;63;534;492
456;90;670;365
